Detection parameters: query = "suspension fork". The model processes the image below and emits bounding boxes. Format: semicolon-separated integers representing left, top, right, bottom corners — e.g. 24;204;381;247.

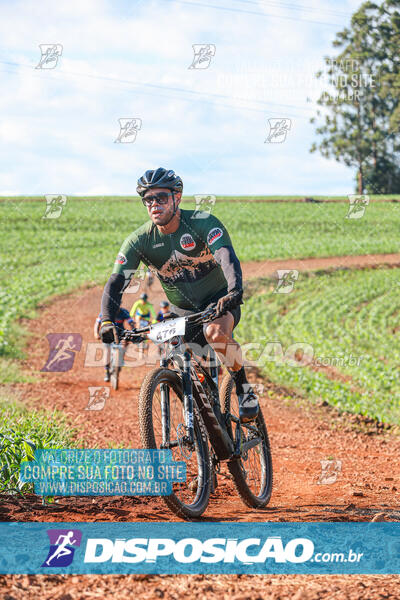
182;350;195;445
159;357;170;447
208;347;219;388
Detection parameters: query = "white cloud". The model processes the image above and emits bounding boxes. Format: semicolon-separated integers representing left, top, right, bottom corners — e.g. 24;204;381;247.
0;0;363;194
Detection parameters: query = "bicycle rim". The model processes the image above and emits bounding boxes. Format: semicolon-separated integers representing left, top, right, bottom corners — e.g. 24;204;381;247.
139;368;211;519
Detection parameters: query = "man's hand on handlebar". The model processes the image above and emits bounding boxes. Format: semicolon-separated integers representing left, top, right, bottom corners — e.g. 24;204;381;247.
214;290;242;318
120;328;147;344
99;320;118;344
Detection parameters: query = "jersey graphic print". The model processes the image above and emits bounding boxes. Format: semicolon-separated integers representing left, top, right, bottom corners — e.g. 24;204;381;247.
180;233;196;250
115;253;127;265
207;227;223;246
157;247;215;285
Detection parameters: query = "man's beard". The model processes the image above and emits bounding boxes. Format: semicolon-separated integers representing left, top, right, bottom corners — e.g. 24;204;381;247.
152;208;174;225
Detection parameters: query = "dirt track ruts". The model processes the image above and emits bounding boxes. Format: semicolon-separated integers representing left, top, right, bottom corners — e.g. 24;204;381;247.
2;253;400;599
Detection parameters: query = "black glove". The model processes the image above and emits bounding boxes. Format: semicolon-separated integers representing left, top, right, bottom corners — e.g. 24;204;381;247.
100;320;118;344
215;290;243;318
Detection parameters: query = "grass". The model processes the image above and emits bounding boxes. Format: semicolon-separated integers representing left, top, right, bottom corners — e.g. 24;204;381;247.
236;266;400;425
0;395;78;494
3;194;400;202
3;196;400;361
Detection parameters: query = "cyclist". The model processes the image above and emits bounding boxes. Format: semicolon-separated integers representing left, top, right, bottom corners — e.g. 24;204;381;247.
145;268;154;291
129;293;157;328
94;307;134;381
99;168;258;422
156;300;171;322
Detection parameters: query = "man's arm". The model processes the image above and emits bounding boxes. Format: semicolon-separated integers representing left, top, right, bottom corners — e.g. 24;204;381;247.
100;237;142;324
201;215;243;302
213;246;243;300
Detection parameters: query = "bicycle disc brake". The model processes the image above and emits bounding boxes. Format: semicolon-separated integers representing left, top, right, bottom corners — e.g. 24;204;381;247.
176;423;193;460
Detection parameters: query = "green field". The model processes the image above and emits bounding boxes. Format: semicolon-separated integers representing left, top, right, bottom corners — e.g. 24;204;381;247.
3;196;400;426
236;267;400;425
3;196;400;358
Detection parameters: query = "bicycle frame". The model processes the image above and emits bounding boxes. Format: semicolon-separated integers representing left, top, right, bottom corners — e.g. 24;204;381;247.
160;342;235;461
123;308;263;462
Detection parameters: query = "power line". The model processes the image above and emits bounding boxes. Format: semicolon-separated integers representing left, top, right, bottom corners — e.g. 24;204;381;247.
165;0;343;27
231;0;353;19
0;59;316;117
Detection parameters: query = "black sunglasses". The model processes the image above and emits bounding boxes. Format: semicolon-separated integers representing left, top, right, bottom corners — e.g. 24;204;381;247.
142;191;173;207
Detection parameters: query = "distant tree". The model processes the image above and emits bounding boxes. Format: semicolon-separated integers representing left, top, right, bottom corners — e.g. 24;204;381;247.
310;0;400;194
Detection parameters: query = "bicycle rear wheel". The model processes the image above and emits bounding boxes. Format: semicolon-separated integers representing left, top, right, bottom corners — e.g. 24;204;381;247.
220;374;273;508
139;367;211;519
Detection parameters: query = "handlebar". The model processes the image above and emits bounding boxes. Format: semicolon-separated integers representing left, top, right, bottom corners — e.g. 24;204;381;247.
119;303;219;342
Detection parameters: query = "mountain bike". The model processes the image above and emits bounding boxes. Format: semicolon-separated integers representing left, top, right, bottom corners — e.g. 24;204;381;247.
121;305;273;519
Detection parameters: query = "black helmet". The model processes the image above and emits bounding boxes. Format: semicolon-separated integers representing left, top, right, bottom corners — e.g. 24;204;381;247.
137;168;183;197
140;293;148;301
160;300;169;308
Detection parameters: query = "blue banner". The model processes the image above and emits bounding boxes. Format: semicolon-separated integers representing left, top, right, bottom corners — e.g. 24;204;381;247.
19;449;186;496
0;522;399;574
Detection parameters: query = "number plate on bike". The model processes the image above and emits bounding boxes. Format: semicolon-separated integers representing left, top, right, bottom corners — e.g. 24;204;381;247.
147;317;186;343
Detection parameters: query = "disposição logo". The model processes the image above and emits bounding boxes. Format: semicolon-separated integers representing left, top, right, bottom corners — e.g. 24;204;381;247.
42;529;82;567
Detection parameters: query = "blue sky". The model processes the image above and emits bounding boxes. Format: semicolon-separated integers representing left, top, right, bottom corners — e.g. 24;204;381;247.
0;0;363;195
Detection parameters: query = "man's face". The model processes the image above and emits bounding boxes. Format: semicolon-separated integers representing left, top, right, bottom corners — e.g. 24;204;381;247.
143;187;181;226
161;306;169;313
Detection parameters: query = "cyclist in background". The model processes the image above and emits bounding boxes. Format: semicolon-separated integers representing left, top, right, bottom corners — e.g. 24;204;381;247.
130;293;157;328
156;300;171;322
145;268;154;291
94;307;134;381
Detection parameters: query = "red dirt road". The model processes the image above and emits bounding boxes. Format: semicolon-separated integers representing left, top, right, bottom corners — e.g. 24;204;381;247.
2;253;400;598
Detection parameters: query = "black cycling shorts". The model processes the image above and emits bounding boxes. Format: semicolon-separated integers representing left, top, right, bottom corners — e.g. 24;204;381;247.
169;302;241;358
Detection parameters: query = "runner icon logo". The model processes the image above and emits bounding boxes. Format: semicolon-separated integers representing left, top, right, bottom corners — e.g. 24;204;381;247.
42;529;82;567
86;387;110;411
42;194;67;219
318;459;342;485
265;118;291;143
41;333;82;372
191;195;216;219
35;44;63;69
275;270;299;294
114;118;142;143
122;268;146;293
346;195;369;219
188;44;216;69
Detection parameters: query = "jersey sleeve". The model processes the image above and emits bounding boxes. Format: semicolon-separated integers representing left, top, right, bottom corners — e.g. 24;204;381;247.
201;214;233;253
112;232;143;276
197;214;243;295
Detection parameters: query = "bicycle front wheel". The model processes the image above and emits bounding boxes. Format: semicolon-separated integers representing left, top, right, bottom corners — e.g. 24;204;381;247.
220;374;273;509
139;367;211;519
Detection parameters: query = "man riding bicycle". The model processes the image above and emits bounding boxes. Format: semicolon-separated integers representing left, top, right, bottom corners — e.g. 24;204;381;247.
99;167;259;422
130;292;157;328
156;300;171;322
94;307;134;381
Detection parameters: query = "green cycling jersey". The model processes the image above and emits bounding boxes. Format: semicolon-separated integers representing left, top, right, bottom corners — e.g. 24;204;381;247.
112;209;234;310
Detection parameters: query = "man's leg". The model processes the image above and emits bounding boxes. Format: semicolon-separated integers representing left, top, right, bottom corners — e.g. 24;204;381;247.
204;312;259;422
